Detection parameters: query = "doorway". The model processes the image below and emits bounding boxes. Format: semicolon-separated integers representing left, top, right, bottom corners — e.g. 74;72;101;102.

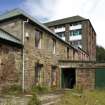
61;68;76;89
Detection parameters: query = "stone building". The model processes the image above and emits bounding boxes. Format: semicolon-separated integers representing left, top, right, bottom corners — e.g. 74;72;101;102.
44;16;96;61
0;9;95;91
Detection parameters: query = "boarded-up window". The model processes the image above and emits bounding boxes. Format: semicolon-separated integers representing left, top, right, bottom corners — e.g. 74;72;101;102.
35;30;42;48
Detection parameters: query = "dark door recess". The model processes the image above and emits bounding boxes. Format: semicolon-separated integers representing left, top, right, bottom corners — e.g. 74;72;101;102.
61;68;76;89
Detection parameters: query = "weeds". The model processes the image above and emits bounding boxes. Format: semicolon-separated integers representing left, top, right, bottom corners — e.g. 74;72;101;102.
31;85;50;94
55;89;105;105
28;93;41;105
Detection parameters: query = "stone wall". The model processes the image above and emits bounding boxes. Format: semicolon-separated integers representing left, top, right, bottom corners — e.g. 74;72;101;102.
82;21;96;61
0;18;22;40
76;69;95;89
23;23;74;90
0;43;22;90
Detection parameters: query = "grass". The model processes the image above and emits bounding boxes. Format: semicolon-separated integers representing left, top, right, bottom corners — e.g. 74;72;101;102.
55;89;105;105
31;85;51;94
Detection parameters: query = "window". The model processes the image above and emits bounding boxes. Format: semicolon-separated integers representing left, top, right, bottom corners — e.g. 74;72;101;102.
70;29;82;36
35;30;42;48
51;66;57;86
67;47;69;59
53;39;56;54
35;63;43;85
54;26;65;33
71;40;82;46
56;32;65;40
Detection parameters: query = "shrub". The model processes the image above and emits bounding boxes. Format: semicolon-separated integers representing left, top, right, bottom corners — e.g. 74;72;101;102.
28;93;41;105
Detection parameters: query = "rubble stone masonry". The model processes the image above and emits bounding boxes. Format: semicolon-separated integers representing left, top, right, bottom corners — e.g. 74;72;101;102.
0;43;22;90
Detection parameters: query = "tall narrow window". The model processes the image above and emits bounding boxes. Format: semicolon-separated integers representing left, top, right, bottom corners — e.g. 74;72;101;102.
51;66;57;86
35;30;42;49
67;47;69;59
35;63;43;85
53;39;56;54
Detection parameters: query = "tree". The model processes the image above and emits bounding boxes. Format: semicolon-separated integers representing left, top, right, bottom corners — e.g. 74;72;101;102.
96;45;105;62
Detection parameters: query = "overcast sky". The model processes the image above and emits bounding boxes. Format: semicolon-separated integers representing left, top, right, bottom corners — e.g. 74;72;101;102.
0;0;105;48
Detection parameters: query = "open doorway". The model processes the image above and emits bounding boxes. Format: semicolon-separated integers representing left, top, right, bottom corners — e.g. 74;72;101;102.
61;68;76;89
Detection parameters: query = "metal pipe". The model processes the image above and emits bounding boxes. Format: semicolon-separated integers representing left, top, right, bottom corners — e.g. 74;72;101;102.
22;19;29;92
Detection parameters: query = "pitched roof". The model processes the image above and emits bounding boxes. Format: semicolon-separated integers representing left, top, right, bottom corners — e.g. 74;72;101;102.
44;15;87;26
0;8;77;50
0;28;21;45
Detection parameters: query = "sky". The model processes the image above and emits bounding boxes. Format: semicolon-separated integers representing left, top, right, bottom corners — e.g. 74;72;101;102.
0;0;105;48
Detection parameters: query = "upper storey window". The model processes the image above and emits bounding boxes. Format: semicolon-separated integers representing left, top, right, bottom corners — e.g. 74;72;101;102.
35;29;42;49
70;29;82;36
57;32;65;41
70;24;82;30
54;26;65;33
53;39;56;54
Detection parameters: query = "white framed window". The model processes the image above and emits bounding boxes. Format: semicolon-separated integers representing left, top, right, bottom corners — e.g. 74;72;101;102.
70;24;82;30
54;26;65;33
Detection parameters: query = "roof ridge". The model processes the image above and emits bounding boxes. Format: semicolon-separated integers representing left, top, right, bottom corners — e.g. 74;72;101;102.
44;15;86;24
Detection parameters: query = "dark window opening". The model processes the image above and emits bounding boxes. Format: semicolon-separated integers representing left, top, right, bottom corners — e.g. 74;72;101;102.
71;40;82;47
35;30;42;48
56;32;65;40
35;63;43;85
51;66;57;86
67;47;69;59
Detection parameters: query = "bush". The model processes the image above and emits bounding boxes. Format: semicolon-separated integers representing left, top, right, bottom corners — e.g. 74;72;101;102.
28;93;41;105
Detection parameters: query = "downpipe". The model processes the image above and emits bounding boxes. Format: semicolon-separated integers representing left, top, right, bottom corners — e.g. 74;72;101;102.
22;19;29;93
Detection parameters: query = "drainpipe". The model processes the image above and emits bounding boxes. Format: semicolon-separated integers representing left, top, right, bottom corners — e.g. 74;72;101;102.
22;19;29;92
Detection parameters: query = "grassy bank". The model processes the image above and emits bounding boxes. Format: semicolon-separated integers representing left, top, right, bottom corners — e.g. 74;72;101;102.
55;89;105;105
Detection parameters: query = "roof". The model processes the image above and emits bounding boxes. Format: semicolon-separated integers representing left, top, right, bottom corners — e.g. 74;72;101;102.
0;8;78;50
44;15;87;27
0;28;22;45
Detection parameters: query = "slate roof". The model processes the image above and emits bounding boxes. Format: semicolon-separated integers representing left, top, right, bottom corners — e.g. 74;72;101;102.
0;28;21;45
44;15;87;26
